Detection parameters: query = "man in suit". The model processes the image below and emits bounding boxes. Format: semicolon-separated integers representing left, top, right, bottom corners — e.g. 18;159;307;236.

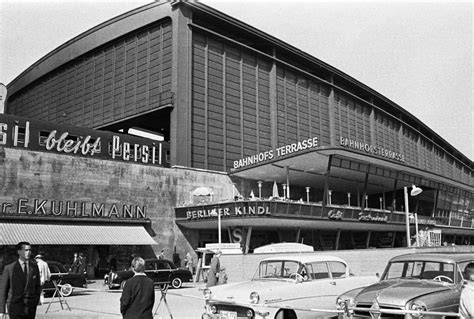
120;257;155;319
0;242;41;319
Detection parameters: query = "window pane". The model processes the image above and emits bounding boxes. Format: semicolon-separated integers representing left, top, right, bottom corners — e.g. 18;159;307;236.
328;261;346;278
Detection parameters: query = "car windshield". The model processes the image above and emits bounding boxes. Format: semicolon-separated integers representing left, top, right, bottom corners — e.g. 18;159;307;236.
254;260;304;280
383;261;456;283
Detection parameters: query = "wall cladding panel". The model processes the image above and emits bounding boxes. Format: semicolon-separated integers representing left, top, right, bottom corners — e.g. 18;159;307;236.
191;31;272;171
7;19;173;129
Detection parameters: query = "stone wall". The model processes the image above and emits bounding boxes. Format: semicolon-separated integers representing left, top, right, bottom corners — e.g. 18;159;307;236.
219;245;474;282
0;147;236;259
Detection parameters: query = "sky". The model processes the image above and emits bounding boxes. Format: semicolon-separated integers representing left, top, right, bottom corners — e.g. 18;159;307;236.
0;0;472;160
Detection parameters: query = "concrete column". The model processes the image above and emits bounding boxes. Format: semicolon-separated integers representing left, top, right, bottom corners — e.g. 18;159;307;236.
170;5;192;167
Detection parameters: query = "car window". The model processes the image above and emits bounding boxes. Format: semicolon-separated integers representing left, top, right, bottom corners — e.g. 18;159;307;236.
49;265;60;273
457;261;474;282
146;262;156;271
328;261;347;278
307;262;330;280
157;261;171;270
385;262;411;279
257;261;282;278
255;261;298;279
282;261;300;278
386;261;455;281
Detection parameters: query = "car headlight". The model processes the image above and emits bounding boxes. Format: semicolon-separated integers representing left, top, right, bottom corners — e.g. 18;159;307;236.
209;305;217;314
203;288;212;300
249;291;260;304
410;301;427;317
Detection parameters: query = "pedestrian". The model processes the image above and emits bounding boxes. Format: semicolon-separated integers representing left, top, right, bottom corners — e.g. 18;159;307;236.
459;262;474;319
0;241;42;319
218;266;228;285
69;252;81;273
34;253;51;306
120;257;155;319
184;252;194;274
78;253;86;276
206;250;222;287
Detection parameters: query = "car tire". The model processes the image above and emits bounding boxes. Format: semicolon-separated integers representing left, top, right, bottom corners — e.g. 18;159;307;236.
275;309;297;319
120;280;127;290
171;277;183;289
60;283;73;297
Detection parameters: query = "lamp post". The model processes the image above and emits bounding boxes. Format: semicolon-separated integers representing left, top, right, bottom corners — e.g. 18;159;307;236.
257;181;263;199
282;184;287;199
404;185;423;247
328;190;332;206
305;187;310;203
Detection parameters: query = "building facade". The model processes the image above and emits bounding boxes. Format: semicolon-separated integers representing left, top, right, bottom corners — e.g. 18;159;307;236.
2;2;472;273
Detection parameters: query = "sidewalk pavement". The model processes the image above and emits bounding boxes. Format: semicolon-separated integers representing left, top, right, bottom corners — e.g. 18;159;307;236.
35;280;208;318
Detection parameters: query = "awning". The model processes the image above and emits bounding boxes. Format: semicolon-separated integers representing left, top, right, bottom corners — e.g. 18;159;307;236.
0;221;157;245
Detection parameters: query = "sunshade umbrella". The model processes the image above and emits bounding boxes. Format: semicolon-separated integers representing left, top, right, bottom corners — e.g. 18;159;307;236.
272;181;279;198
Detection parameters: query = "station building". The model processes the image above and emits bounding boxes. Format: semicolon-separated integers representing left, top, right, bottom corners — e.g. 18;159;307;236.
1;1;472;274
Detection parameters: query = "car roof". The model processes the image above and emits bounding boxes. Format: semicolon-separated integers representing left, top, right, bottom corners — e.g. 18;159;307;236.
260;254;347;264
389;252;474;263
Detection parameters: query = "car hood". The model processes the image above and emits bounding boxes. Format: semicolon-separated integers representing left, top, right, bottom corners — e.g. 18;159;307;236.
354;279;452;307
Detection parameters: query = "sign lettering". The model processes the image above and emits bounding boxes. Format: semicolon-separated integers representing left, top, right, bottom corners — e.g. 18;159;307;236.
234;137;318;169
186;205;271;220
1;198;147;220
340;136;405;162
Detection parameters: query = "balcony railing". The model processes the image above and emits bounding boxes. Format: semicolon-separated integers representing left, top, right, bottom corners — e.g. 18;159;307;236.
175;198;474;230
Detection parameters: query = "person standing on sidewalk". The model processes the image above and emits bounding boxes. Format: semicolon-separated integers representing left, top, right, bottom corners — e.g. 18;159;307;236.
459;262;474;319
34;253;50;305
120;257;155;319
206;250;222;287
0;241;41;319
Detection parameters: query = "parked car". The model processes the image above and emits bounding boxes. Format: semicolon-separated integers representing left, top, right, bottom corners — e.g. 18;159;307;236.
105;258;193;290
43;261;87;297
202;255;378;319
335;252;474;318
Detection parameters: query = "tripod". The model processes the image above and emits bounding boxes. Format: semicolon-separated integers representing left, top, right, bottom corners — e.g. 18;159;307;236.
45;275;71;313
153;283;173;319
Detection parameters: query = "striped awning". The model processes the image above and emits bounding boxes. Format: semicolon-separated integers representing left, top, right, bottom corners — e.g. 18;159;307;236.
0;221;156;245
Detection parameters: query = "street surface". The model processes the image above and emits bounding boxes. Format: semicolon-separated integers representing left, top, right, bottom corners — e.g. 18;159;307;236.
36;280;206;318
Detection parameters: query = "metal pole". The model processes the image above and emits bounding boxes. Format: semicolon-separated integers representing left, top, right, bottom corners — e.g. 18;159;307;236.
415;213;420;247
404;187;411;247
218;209;221;249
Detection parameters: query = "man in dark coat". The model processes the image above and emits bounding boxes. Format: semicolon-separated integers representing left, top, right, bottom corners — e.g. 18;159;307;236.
0;241;42;319
120;257;155;319
206;250;222;287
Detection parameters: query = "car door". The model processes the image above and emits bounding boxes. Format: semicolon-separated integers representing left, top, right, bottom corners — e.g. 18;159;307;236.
156;260;172;284
144;260;158;282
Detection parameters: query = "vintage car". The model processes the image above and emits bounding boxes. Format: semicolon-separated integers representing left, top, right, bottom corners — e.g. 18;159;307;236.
202;255;378;319
106;258;193;290
43;261;87;297
336;252;474;318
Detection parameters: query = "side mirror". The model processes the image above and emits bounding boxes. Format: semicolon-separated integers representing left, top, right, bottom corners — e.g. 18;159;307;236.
376;273;380;279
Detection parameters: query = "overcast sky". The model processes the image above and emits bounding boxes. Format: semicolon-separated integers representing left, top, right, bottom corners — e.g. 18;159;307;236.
0;0;472;160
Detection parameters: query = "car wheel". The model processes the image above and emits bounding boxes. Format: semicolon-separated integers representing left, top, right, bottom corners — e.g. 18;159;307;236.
275;309;297;319
120;280;127;290
171;277;183;289
60;284;73;297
